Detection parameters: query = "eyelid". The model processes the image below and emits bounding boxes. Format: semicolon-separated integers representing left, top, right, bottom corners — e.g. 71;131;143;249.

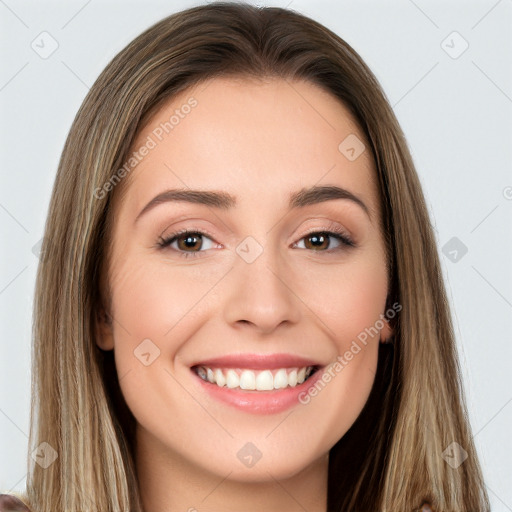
157;221;219;241
299;224;352;241
294;219;354;244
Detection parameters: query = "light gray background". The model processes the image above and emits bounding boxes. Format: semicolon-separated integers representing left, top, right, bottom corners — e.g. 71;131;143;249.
1;0;511;509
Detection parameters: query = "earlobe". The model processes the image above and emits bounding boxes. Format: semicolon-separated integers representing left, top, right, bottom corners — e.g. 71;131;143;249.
379;317;394;344
95;307;115;351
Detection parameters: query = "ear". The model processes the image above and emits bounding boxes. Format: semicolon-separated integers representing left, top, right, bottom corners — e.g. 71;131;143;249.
95;307;115;351
379;316;394;344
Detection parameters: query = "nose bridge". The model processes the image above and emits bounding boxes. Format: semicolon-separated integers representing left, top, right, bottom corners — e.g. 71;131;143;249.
222;234;301;332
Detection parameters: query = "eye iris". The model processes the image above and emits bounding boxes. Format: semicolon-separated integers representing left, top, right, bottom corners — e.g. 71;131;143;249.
178;233;202;251
306;233;329;250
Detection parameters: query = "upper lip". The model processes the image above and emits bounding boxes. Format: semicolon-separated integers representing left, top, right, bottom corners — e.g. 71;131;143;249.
190;353;323;370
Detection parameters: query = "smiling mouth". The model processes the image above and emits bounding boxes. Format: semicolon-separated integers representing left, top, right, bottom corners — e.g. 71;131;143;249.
191;365;320;392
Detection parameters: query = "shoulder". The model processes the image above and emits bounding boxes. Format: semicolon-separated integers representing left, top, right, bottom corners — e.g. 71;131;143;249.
0;494;31;512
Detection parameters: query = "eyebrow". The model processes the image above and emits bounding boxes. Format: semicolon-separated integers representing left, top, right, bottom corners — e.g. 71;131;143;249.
134;184;371;223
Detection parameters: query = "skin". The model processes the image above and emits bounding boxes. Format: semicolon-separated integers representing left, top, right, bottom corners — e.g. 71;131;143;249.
96;76;392;512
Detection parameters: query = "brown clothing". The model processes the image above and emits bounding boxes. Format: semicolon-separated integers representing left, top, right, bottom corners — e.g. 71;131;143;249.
0;495;31;512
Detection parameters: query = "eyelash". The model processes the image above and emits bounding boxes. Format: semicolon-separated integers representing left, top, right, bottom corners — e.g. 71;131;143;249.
157;226;355;259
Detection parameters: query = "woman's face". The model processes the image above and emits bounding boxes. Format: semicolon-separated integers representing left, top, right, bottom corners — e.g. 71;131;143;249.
96;76;391;483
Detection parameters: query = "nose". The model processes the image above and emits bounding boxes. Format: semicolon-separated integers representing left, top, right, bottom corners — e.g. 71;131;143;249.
222;243;301;335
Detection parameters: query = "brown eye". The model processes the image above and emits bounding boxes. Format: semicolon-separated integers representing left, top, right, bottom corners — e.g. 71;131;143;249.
176;233;203;252
303;232;330;251
296;231;354;251
158;230;216;256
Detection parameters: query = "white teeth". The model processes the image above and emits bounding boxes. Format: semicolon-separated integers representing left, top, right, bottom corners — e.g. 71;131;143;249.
214;368;226;387
226;369;239;389
255;370;273;390
273;369;288;389
195;365;317;390
239;370;256;390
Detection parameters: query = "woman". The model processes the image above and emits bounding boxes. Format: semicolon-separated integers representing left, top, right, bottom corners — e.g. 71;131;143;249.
0;2;489;511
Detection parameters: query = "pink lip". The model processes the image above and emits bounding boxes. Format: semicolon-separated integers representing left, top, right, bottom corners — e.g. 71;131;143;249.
190;352;322;370
190;365;325;415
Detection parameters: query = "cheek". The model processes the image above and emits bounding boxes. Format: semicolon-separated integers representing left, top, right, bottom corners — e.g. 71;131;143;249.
292;252;388;350
292;257;387;448
107;259;214;440
109;255;225;347
106;253;234;405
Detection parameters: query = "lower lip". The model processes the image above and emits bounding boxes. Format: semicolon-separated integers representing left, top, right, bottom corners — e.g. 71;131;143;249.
191;367;325;415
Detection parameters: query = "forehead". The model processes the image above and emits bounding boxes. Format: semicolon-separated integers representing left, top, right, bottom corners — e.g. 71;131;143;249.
117;76;379;219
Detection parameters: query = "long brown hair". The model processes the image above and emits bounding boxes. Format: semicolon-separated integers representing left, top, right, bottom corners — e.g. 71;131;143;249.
17;2;489;511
